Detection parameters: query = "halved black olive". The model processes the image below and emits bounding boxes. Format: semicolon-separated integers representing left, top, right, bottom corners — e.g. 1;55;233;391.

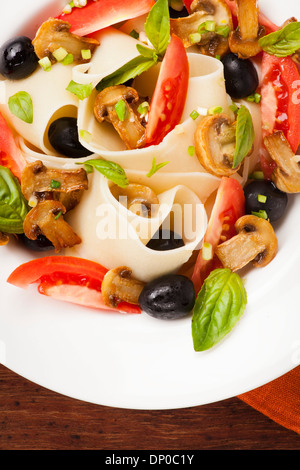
48;117;93;158
146;229;185;251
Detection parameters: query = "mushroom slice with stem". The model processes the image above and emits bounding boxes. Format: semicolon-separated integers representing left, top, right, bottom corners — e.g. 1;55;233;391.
101;266;145;308
264;131;300;193
229;0;265;59
215;214;278;271
170;0;233;57
21;161;88;211
110;183;159;218
194;113;243;177
23;200;81;253
32;18;99;65
0;232;9;246
94;85;146;150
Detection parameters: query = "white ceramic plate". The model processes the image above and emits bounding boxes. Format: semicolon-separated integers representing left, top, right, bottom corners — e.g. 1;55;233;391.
0;0;299;410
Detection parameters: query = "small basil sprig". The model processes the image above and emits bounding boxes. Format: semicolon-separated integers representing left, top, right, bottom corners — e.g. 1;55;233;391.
233;105;255;169
0;166;29;234
96;0;170;91
8;91;33;124
66;80;93;100
191;269;247;351
78;159;129;188
259;22;300;57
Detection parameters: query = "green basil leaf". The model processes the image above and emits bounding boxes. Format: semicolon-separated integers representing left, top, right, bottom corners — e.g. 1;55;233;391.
66;80;93;100
259;22;300;57
146;157;169;177
8;91;33;124
192;269;247;351
145;0;170;55
0;166;29;234
96;55;158;92
79;159;129;188
136;44;158;60
233;105;255;169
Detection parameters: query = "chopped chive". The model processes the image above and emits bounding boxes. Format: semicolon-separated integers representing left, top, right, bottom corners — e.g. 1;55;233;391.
208;106;223;115
188;145;195;156
252;210;268;220
258;194;267;203
249;171;265;180
55;211;63;220
189;33;201;44
215;25;230;37
202;242;213;260
81;49;92;60
50;179;61;189
38;57;52;72
62;53;74;65
52;47;68;62
115;99;128;121
129;29;139;39
190;110;200;120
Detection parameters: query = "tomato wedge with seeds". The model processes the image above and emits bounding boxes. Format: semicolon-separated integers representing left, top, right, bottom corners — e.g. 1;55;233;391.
0;111;27;180
191;177;245;294
57;0;155;37
7;256;141;314
145;34;189;146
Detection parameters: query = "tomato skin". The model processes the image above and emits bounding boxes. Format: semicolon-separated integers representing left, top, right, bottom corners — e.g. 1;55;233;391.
0;111;27;180
145;35;189;147
261;53;300;176
57;0;155;36
7;256;141;314
191;177;245;294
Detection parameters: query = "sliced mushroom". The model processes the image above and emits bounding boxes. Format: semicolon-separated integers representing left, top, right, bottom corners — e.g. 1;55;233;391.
194;113;247;177
263;131;300;193
101;266;145;308
110;183;159;218
32;18;99;64
0;232;9;246
23;200;81;253
215;214;278;271
94;85;146;150
229;0;265;59
21;161;88;211
170;0;233;57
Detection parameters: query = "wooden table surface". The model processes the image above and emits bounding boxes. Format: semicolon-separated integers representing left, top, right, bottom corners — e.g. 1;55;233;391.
0;364;299;450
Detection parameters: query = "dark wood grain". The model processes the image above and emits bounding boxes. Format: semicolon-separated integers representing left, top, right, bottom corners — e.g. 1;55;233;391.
0;365;299;450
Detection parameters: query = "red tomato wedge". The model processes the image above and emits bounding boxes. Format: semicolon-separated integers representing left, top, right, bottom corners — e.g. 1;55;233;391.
223;0;278;33
191;177;245;294
0;111;27;180
7;256;141;314
57;0;155;37
145;34;189;146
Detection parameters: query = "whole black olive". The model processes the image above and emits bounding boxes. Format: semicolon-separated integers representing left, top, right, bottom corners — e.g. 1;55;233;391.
48;117;93;158
221;53;259;99
19;234;54;252
139;274;195;320
244;180;288;222
146;229;185;251
0;36;38;80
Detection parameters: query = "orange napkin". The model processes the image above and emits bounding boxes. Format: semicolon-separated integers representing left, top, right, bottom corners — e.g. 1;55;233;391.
238;366;300;434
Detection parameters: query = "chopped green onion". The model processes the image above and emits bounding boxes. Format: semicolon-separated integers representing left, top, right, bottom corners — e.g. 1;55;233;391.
188;145;195;156
190;110;200;120
189;33;201;44
215;25;230;37
115;99;128;121
81;49;92;60
249;171;265;180
54;211;63;220
38;57;52;72
50;179;61;189
252;210;268;219
247;93;261;104
80;129;92;143
208;106;223;115
129;29;139;39
62;53;74;65
258;194;267;203
137;101;150;115
52;47;68;62
215;54;221;60
202;242;213;260
205;21;216;32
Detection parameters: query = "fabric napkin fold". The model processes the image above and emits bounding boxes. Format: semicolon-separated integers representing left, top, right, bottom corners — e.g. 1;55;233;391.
238;365;300;434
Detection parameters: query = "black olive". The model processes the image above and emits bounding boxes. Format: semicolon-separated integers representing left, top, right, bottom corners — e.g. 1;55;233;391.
169;5;189;18
48;117;93;158
244;180;288;222
139;274;195;320
19;234;54;252
146;229;185;251
0;36;38;80
221;53;259;99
